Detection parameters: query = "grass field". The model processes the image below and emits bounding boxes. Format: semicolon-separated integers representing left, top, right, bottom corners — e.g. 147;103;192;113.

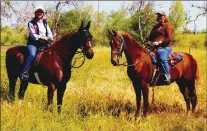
1;45;206;131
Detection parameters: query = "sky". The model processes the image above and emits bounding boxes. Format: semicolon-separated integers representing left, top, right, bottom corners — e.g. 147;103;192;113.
2;1;206;31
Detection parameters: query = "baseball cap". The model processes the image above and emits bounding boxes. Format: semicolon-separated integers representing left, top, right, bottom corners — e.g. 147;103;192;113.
156;11;166;16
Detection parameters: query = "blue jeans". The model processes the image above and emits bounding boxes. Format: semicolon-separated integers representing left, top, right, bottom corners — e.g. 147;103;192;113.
21;45;37;74
156;47;172;79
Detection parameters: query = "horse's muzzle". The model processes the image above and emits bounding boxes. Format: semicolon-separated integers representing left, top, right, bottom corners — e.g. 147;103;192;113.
111;57;119;66
86;52;94;59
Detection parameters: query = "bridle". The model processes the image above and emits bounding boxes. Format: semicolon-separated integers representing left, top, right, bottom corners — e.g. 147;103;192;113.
111;32;125;56
111;32;146;67
72;29;93;68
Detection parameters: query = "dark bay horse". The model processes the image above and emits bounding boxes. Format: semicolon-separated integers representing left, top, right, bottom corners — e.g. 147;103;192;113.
6;21;94;113
108;30;198;117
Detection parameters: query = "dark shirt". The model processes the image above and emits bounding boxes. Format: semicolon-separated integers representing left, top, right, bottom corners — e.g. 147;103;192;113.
148;22;174;47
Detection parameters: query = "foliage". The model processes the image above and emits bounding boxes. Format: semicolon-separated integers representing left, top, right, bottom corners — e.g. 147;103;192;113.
58;8;90;39
128;4;156;44
173;33;206;48
103;9;130;46
90;11;108;46
1;25;28;45
1;2;205;49
182;28;192;34
169;1;186;30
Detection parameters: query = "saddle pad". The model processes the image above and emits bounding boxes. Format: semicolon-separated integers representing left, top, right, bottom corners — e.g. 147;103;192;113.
168;52;183;61
168;52;184;67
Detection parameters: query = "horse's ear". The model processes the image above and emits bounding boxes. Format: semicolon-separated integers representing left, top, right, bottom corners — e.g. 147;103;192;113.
79;21;84;30
108;29;113;36
85;21;91;30
112;30;117;36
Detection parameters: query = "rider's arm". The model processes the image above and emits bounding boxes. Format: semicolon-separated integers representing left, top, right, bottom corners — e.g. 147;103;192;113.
157;24;174;47
146;26;156;42
46;24;53;40
28;22;41;41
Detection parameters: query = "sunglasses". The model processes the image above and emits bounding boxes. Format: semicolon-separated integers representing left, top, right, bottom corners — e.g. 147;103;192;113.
36;10;43;13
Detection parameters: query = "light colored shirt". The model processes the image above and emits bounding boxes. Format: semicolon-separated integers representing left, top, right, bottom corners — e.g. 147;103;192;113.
28;18;53;41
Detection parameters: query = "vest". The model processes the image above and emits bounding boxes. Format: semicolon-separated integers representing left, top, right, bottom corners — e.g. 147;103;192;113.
27;18;48;46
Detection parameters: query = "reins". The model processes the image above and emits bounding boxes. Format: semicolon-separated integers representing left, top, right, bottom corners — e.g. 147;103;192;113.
49;41;86;69
118;56;147;67
71;49;86;68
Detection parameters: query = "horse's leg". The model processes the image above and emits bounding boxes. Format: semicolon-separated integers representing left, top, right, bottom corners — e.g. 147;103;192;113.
18;80;29;99
46;82;56;112
176;80;190;112
187;81;197;113
141;80;149;117
132;81;142;117
57;83;67;114
47;82;56;105
8;77;17;100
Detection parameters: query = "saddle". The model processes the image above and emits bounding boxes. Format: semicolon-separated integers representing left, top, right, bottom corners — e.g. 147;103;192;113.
150;52;184;68
26;40;52;72
167;52;184;67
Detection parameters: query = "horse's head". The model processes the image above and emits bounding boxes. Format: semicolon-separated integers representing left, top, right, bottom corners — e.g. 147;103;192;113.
108;30;124;66
77;21;94;59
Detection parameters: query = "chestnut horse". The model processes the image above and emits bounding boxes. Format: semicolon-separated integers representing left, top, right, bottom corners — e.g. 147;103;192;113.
6;21;94;113
108;30;198;117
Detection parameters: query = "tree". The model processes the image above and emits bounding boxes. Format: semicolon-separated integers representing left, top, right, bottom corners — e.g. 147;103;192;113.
46;1;82;39
169;1;186;30
57;9;85;40
91;10;108;46
126;1;157;44
103;9;130;46
185;1;207;33
1;25;28;45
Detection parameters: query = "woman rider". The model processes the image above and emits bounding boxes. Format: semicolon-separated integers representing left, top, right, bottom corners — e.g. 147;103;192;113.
20;5;53;80
147;11;174;84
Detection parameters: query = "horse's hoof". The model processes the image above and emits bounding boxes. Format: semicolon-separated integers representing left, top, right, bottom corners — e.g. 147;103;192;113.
186;111;191;119
17;100;24;105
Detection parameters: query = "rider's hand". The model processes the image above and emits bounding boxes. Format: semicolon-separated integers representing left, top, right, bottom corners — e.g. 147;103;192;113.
152;41;159;45
152;41;162;46
48;37;53;41
146;41;152;47
147;41;152;44
39;36;49;41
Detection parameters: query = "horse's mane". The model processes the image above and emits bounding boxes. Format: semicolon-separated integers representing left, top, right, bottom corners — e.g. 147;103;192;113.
121;32;143;48
59;29;78;42
120;32;148;54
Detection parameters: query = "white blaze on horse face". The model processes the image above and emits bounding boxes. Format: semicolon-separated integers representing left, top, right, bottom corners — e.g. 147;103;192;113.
87;41;92;48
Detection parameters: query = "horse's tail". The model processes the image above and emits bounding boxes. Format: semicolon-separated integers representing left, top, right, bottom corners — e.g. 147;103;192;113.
6;46;23;78
195;61;199;88
191;54;199;88
6;48;15;78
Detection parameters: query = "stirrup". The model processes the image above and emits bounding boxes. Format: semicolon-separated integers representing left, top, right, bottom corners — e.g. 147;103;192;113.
21;72;29;80
164;74;170;85
150;69;160;86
